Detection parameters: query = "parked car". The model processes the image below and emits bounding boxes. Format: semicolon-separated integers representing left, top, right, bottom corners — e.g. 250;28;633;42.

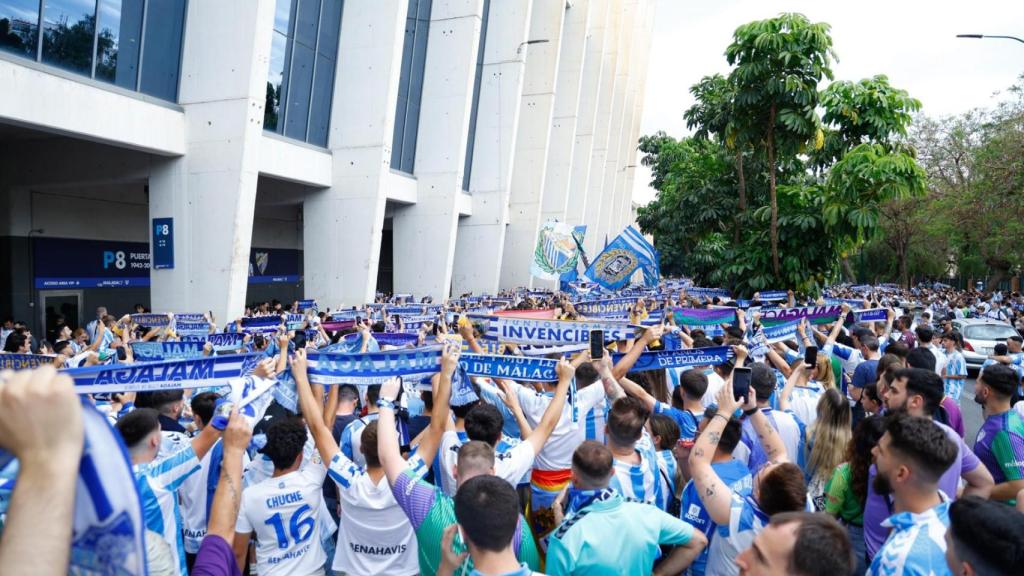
950;318;1022;370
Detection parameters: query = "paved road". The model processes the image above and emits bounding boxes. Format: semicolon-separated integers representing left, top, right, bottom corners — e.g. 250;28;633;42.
958;375;984;445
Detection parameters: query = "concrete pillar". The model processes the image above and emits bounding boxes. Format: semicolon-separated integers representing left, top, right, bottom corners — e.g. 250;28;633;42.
612;0;649;232
582;0;621;256
148;0;275;322
538;0;591;227
451;1;534;296
303;0;409;307
564;0;610;229
619;0;655;230
498;0;567;290
392;0;485;301
596;0;636;247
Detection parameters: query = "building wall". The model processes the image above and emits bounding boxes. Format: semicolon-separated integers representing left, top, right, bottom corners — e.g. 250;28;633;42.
0;0;656;325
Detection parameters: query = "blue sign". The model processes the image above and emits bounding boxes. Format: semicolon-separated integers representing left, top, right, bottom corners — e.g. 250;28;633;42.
248;248;301;284
34;237;300;288
152;218;174;270
34;237;151;288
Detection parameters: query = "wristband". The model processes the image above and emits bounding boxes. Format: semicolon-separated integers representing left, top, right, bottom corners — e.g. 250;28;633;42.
376;399;397;411
712;413;730;424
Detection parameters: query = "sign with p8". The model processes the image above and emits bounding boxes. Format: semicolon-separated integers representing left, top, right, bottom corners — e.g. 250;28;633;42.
152;217;174;270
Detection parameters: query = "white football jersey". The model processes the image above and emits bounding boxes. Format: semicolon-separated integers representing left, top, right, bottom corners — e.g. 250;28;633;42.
235;458;329;576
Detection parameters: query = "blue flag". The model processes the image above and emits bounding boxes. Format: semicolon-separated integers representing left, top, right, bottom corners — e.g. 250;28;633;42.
584;226;660;290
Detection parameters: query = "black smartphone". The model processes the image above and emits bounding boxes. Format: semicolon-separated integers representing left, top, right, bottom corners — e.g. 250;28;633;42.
732;367;752;401
590;330;604;359
804;345;818;369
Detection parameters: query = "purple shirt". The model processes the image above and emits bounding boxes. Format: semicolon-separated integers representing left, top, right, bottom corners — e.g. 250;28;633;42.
941;396;965;438
191;535;242;576
863;420;979;560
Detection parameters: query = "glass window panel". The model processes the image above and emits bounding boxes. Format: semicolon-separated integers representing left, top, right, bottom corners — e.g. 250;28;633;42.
0;0;40;60
292;0;319;49
463;0;489;190
95;0;144;89
265;30;289;133
283;40;314;140
41;0;96;75
307;0;342;146
273;0;292;35
139;0;186;101
390;1;417;169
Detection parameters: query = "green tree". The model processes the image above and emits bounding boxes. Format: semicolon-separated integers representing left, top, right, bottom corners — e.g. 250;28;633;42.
726;13;835;276
684;74;750;241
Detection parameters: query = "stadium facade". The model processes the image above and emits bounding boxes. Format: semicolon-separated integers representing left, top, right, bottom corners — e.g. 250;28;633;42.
0;0;654;334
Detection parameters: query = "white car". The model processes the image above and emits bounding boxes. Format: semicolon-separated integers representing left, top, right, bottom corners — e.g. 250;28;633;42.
950;319;1022;370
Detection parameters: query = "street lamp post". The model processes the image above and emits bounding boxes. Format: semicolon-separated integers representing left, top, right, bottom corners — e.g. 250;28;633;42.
956;34;1024;45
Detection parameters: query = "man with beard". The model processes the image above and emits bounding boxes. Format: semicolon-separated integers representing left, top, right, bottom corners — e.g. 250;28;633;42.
971;364;1024;502
862;368;993;562
868;414;958;575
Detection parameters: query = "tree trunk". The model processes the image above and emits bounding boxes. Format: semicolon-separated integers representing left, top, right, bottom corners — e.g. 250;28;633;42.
734;150;747;244
988;264;1010;293
766;105;780;277
841;257;855;282
898;249;909;288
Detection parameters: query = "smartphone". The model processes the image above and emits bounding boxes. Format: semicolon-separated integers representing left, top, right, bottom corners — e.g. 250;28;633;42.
732;367;752;401
804;345;818;369
590;329;605;359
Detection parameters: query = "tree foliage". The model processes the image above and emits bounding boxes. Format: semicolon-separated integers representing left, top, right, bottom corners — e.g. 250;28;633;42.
637;13;929;296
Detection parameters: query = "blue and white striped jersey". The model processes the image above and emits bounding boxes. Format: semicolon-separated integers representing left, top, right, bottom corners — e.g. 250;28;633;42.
868;501;952;576
608;445;666;511
134;445;201;576
341;413;380;468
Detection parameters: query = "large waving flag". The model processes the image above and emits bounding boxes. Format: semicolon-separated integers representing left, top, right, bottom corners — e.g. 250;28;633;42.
584;226;660;290
531;221;583;281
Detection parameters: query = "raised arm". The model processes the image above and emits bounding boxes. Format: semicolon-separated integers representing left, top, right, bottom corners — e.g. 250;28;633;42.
291;349;340;464
766;346;793;378
496;379;533;439
459;321;485;354
612;324;664;380
205;409;250;543
689;384;744;525
777;363;809;413
747;387;788;465
617;373;658;412
376;376;408;485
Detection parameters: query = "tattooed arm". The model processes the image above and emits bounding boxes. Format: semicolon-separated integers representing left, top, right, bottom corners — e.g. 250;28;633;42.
747;388;789;465
688;384;742;525
207;409;250;542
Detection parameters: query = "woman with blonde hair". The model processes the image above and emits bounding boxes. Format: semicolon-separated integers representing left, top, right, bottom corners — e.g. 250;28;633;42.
803;388;852;511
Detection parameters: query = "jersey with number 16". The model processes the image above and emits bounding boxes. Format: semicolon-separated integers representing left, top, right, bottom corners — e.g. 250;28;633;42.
236;460;328;576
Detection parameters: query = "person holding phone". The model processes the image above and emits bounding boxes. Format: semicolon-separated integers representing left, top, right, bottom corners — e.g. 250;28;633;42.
689;385;812;576
731;362;807;474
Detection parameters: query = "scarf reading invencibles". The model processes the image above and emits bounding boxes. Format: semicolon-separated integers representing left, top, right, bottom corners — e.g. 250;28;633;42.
481;317;636;345
0;353;56;370
574;297;637;317
130;313;173;328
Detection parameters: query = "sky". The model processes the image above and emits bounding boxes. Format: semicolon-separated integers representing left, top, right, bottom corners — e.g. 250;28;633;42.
632;0;1024;205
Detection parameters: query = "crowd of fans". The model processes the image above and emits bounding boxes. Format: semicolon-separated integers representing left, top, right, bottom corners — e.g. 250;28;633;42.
1;283;1024;575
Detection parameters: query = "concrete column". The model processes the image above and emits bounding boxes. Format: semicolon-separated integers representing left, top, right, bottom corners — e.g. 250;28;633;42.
538;0;591;227
392;0;485;301
451;1;534;297
498;0;567;290
612;0;649;232
303;0;409;307
581;0;621;256
619;0;655;230
148;0;275;322
596;0;636;247
564;0;610;229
